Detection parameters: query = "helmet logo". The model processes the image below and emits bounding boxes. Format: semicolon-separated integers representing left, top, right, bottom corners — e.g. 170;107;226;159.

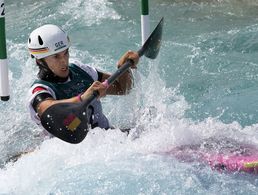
29;47;49;55
54;41;66;51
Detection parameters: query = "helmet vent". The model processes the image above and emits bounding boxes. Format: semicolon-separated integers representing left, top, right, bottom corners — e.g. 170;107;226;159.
38;35;44;45
28;38;31;43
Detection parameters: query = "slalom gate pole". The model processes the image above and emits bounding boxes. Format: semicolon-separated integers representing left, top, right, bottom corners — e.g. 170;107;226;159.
0;0;9;101
141;0;150;45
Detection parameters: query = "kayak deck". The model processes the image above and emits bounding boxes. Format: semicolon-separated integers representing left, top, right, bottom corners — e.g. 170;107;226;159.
164;138;258;174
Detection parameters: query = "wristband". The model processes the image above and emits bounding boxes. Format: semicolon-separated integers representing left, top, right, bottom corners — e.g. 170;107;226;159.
102;80;110;88
77;93;83;102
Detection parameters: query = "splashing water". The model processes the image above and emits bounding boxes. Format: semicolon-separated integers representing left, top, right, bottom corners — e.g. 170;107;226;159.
1;0;258;194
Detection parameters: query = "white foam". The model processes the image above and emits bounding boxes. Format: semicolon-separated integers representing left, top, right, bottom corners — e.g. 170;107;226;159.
59;0;121;27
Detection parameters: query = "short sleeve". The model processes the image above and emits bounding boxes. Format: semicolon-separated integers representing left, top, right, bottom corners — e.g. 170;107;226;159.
27;83;56;125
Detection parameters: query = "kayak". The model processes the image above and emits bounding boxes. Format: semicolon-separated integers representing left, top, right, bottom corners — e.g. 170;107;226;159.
163;138;258;174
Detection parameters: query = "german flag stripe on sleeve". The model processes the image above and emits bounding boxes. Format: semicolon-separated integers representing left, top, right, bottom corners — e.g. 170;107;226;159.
32;87;47;94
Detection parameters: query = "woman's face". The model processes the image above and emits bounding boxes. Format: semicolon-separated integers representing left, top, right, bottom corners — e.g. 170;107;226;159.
43;49;69;78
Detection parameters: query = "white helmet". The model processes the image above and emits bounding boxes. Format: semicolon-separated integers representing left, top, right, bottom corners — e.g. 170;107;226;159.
28;24;70;59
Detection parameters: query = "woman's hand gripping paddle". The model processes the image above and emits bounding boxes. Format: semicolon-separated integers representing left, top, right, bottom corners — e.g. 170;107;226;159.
41;17;164;143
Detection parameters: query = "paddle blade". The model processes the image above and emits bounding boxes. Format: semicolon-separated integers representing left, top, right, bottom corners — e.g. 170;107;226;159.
139;17;164;59
41;102;89;144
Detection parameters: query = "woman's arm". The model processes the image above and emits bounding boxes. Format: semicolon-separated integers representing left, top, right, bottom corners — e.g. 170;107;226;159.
101;50;139;95
36;81;107;117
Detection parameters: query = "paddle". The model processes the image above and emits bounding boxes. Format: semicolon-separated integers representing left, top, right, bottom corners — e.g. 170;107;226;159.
41;17;164;144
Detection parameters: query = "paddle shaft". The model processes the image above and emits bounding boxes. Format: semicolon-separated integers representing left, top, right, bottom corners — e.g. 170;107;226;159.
107;46;145;84
82;48;145;108
81;17;164;108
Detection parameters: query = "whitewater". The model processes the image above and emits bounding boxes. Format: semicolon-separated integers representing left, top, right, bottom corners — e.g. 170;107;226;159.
1;0;258;194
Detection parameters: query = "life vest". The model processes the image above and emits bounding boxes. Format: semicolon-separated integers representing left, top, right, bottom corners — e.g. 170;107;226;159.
29;63;110;130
